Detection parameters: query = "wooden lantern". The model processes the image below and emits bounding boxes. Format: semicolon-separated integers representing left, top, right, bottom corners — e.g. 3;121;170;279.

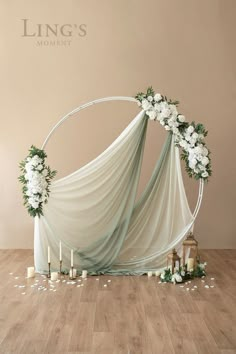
182;232;199;270
167;248;181;274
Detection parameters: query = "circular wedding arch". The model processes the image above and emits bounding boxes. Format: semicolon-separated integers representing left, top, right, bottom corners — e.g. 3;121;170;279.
41;96;204;225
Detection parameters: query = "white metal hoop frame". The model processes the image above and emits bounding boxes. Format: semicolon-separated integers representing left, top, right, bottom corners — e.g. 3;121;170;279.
42;96;204;228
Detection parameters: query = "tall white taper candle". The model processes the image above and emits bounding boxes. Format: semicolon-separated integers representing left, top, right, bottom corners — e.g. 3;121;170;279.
59;241;62;261
71;249;73;267
48;246;50;263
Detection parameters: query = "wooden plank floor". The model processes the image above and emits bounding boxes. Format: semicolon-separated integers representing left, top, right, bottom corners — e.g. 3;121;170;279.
0;250;235;354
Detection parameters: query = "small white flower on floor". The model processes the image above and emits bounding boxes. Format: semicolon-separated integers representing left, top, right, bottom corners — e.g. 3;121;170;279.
186;288;190;291
96;278;99;280
194;285;197;288
205;285;209;289
210;285;215;288
191;288;195;291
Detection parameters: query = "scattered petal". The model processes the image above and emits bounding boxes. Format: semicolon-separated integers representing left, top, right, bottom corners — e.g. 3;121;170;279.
194;285;198;288
96;278;99;281
210;285;215;288
9;272;13;275
78;279;82;282
186;288;190;291
103;284;107;287
43;288;47;291
201;276;205;279
21;292;26;295
211;278;215;280
14;277;19;280
81;284;84;287
77;285;80;288
191;288;195;291
14;285;18;287
107;280;111;283
179;285;184;288
43;280;46;282
53;289;56;292
158;281;162;284
201;280;205;283
205;285;210;289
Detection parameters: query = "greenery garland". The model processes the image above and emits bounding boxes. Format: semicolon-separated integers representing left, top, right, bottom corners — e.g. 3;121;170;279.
135;87;212;181
19;146;57;217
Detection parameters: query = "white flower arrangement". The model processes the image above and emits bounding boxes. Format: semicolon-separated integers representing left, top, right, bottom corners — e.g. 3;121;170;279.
135;87;212;181
19;146;57;217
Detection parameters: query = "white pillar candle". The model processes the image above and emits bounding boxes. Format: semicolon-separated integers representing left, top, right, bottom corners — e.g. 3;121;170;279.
71;249;73;267
27;267;35;278
155;270;161;277
48;246;50;263
51;272;58;281
69;268;77;278
82;270;88;279
59;241;62;261
187;258;194;271
147;271;153;277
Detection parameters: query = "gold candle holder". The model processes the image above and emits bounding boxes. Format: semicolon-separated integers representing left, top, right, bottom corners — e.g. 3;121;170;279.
47;262;51;278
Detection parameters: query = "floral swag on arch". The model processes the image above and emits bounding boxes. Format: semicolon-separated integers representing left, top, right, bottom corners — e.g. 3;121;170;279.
18;88;212;275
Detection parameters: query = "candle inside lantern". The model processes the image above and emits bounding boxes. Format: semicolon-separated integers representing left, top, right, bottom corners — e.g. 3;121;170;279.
27;266;35;278
51;272;58;281
82;270;88;279
59;241;62;261
69;268;77;278
71;250;73;267
187;258;194;271
48;246;50;263
147;271;153;277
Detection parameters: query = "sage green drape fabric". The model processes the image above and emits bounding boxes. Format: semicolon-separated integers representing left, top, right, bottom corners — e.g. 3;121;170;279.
34;110;194;274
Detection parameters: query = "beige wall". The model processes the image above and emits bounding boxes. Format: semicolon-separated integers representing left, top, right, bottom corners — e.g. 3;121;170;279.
0;0;235;249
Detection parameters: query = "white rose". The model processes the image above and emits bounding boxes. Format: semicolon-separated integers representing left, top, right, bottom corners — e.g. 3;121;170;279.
173;127;179;135
169;104;178;118
202;147;209;156
187;126;194;134
27;157;32;162
42;169;48;177
148;110;157;120
175;274;182;282
201;156;209;166
154;93;162;102
37;164;43;171
147;96;153;102
185;134;191;142
190;137;196;146
141;99;152;111
201;171;209;178
192;132;198;139
189;158;197;169
178;115;185;123
179;140;188;149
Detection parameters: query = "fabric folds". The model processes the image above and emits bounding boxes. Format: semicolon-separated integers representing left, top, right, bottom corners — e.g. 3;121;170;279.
34;110;194;274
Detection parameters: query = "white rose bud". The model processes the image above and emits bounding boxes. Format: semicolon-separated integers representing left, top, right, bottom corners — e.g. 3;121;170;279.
187;125;195;134
178;115;185;123
154;93;162;102
147;96;153;102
